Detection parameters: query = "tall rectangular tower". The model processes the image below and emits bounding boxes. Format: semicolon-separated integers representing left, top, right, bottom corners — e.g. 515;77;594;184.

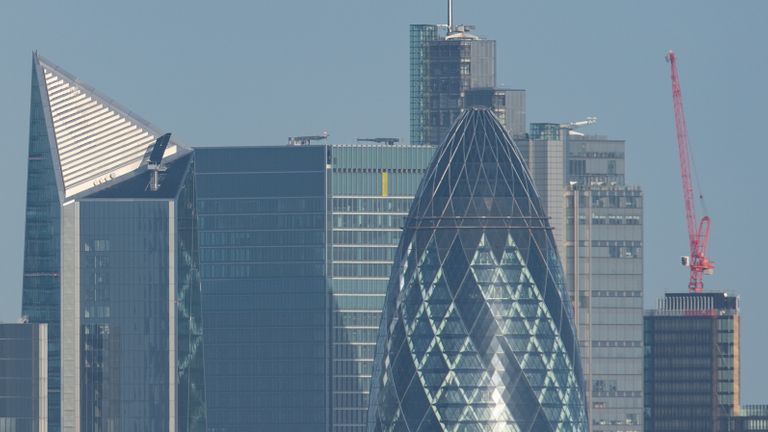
409;24;496;145
194;144;435;432
0;322;48;432
59;154;206;431
520;129;645;431
194;146;329;431
328;144;434;431
644;292;740;431
565;135;644;432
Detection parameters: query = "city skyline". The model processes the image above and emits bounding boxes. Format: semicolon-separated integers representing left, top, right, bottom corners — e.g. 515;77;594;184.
0;0;766;406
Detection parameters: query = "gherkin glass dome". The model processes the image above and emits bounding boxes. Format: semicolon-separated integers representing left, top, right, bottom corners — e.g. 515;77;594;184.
367;108;587;432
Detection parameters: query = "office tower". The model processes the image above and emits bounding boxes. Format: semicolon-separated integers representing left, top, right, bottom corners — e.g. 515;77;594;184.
328;144;435;431
518;128;645;430
195;146;329;431
23;54;204;431
465;88;527;137
409;24;496;145
0;322;48;432
725;405;768;431
517;123;567;256
644;292;740;432
23;54;63;430
565;135;644;432
194;144;435;432
368;108;588;431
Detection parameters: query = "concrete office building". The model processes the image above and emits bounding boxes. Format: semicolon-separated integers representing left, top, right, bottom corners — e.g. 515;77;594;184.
0;323;48;432
644;292;740;432
565;135;644;432
22;54;205;431
518;126;645;431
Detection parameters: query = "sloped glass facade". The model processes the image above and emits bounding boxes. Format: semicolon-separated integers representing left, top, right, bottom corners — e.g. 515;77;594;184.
22;56;61;432
368;108;587;431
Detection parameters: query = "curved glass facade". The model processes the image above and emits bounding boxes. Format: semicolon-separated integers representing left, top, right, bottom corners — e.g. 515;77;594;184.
368;108;587;431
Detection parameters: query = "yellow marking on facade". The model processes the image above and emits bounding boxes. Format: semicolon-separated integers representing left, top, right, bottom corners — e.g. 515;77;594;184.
382;171;389;197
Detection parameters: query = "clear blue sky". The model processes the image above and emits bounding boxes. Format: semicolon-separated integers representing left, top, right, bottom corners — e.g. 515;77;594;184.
1;0;766;402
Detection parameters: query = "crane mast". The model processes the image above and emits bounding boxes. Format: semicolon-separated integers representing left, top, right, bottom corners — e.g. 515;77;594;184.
666;50;714;292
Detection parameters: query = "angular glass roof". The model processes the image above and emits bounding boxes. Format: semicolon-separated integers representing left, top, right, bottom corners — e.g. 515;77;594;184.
34;53;184;199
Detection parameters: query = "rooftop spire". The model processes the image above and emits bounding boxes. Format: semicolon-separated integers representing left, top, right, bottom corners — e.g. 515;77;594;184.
448;0;453;32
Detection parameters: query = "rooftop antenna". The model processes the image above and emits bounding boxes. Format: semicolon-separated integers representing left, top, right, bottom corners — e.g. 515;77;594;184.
288;131;329;146
148;133;171;191
356;137;400;146
448;0;453;32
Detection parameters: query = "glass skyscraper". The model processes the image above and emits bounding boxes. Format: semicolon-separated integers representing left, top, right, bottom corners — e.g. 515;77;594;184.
368;108;588;431
23;54;63;431
328;145;434;431
0;323;48;432
22;54;203;431
195;146;329;431
194;144;435;432
409;24;496;146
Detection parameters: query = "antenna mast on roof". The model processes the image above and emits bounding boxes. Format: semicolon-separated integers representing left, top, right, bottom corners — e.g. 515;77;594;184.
448;0;453;32
148;133;171;191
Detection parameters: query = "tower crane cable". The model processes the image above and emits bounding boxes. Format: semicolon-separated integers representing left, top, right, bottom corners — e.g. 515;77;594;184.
666;50;715;292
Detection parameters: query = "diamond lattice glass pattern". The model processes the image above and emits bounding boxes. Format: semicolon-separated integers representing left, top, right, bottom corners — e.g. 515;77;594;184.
368;108;587;432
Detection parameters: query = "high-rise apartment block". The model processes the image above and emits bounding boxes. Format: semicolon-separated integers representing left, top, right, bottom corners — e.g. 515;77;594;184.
644;292;741;432
0;323;48;432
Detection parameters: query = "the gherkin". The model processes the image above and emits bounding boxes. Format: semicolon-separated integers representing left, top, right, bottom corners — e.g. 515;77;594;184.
367;108;587;432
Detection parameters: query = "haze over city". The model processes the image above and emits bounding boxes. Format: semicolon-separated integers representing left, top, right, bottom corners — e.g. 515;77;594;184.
0;0;766;423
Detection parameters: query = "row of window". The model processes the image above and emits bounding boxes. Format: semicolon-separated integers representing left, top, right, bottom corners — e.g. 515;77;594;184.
333;230;405;246
332;312;381;327
334;214;405;229
198;197;325;214
202;263;324;279
201;247;324;263
333;263;393;278
201;230;324;247
332;359;373;376
333;197;412;213
200;214;324;230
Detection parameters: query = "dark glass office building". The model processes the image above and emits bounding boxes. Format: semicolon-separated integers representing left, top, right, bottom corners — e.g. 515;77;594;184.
368;108;588;431
644;292;740;432
195;144;435;432
22;55;62;431
0;323;48;432
195;146;328;431
409;24;496;146
22;54;204;431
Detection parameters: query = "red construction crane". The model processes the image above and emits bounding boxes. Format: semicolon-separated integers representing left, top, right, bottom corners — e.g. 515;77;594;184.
666;50;714;292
